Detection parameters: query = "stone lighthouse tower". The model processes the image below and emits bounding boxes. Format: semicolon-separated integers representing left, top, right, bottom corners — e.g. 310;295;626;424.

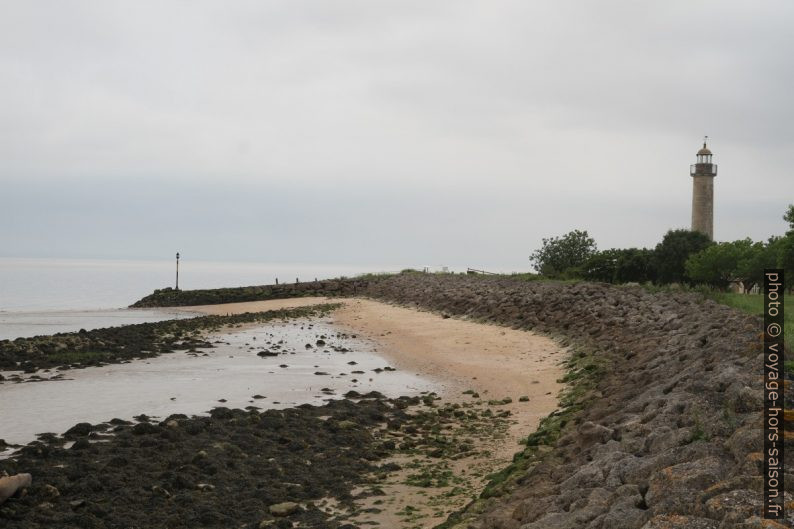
690;138;717;240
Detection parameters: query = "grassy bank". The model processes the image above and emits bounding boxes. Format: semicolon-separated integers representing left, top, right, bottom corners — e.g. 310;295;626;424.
706;292;792;369
707;292;792;336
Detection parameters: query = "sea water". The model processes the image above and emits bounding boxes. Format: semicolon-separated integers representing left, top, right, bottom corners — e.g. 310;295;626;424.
0;257;439;448
0;257;398;339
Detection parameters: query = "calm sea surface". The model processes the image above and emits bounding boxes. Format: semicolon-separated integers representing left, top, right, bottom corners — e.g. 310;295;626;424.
0;258;397;340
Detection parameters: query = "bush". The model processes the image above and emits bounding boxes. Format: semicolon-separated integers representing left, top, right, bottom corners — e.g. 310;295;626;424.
530;230;597;277
653;229;713;285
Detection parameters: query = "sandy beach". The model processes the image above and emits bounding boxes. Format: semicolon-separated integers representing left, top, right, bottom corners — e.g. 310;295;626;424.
184;297;564;408
186;296;566;527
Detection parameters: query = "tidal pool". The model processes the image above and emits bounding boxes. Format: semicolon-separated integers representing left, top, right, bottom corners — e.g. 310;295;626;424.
0;318;438;448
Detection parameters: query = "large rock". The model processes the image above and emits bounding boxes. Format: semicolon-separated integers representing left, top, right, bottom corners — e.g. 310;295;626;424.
639;515;719;529
268;501;300;517
0;473;32;504
645;457;726;515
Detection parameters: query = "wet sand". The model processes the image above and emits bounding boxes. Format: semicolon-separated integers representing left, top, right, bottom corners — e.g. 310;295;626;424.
185;297;564;406
186;296;566;527
176;296;335;316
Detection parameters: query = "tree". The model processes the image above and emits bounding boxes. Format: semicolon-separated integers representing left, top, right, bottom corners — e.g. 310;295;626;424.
653;229;713;285
615;248;657;284
581;249;622;283
735;238;780;292
777;205;794;293
685;239;755;290
582;247;656;284
778;239;794;294
530;229;597;277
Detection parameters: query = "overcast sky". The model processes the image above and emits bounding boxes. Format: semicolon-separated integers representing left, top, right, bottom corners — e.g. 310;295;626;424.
1;0;792;271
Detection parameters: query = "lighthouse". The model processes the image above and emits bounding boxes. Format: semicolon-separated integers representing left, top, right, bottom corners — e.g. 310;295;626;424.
690;138;717;240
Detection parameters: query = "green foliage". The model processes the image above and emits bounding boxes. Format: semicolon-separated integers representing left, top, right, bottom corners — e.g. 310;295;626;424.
529;229;597;277
682;203;794;293
653;229;713;285
777;234;794;292
735;237;781;292
685;239;756;290
688;417;710;443
770;205;794;292
582;248;656;283
581;249;622;282
615;248;657;283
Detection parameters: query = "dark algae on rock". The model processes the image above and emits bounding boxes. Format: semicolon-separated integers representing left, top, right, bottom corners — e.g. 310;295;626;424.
0;395;422;529
0;304;339;373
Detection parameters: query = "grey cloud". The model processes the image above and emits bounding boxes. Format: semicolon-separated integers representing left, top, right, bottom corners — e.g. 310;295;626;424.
0;1;791;267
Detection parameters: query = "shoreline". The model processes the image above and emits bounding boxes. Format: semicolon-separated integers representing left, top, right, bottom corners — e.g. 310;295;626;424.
184;296;566;527
3;271;777;527
0;313;437;448
2;294;567;528
183;297;564;407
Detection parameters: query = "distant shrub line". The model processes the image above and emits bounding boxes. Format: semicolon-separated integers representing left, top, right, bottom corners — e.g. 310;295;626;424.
528;204;794;293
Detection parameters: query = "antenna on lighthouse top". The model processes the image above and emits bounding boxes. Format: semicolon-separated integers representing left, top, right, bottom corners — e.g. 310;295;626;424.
703;135;708;148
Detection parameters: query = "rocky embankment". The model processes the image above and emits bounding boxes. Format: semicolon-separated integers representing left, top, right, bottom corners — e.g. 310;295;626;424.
362;274;788;529
133;273;790;528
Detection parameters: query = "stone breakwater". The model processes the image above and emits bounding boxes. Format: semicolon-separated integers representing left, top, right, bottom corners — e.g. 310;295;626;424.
131;280;373;307
131;273;789;528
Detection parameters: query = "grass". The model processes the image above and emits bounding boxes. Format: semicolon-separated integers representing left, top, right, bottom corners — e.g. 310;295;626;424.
707;292;793;347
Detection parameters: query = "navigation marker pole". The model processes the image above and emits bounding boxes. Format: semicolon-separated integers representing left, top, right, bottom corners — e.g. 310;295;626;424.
176;252;180;291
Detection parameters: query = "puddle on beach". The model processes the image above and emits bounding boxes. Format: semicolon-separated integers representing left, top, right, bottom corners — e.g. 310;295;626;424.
0;318;438;449
0;308;197;341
